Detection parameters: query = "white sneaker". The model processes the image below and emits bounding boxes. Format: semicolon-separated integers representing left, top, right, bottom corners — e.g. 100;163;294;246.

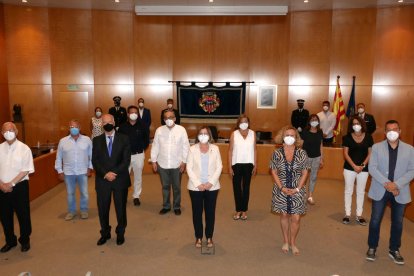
65;213;75;221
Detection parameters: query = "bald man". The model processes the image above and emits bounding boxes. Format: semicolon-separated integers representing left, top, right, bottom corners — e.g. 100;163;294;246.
92;114;131;246
0;122;34;253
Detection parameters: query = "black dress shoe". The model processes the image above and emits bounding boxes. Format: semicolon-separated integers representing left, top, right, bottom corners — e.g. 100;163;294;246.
174;209;182;216
159;208;171;215
116;236;125;245
0;243;17;253
97;235;111;246
133;198;141;206
21;243;30;252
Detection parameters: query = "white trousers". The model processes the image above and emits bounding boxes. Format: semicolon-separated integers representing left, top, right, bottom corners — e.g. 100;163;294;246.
343;169;369;217
129;153;145;199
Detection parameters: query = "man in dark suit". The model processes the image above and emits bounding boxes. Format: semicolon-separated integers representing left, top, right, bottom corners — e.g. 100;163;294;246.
92;114;131;246
137;97;152;131
291;99;309;133
357;103;377;135
160;98;180;125
109;96;127;129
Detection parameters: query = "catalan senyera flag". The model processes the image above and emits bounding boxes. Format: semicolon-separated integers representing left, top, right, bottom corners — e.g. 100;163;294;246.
333;76;346;138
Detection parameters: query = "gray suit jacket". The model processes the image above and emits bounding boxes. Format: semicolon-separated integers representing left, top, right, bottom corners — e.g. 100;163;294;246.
368;140;414;204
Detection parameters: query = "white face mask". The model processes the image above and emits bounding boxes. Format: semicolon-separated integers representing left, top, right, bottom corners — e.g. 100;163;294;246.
138;102;144;108
283;136;295;146
95;111;102;117
129;113;138;121
239;123;248;130
165;119;174;127
167;104;173;109
3;131;16;141
386;131;399;142
358;108;365;114
198;134;209;144
310;121;319;127
352;124;362;132
323;106;329;112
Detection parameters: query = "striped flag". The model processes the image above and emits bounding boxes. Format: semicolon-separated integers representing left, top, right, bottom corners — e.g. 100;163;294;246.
333;76;346;138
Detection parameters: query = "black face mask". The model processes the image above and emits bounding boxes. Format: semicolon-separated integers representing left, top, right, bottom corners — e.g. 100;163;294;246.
114;100;120;106
103;124;114;132
298;104;304;109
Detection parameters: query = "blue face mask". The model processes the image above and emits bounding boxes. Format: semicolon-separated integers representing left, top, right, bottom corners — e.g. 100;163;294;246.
70;127;80;136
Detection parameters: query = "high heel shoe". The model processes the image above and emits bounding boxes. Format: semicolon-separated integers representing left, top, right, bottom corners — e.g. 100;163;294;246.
195;239;202;248
233;212;241;220
207;238;214;248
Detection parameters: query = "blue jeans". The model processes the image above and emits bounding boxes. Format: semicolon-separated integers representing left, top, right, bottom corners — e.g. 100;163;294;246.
368;191;406;251
64;174;89;213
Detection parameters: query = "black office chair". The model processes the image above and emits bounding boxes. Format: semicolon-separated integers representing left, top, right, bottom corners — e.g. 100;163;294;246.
256;131;272;143
208;126;219;142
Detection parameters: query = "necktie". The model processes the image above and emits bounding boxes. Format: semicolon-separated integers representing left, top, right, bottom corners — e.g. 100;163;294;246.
108;136;113;157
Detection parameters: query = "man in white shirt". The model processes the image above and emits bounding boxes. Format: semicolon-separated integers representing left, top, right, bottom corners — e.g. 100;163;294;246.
55;120;93;221
151;110;190;215
0;122;34;253
317;100;337;145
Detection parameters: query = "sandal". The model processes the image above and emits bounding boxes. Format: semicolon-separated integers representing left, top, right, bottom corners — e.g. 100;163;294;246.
233;212;241;220
282;243;289;253
241;212;248;220
207;238;214;248
291;245;300;256
195;239;202;248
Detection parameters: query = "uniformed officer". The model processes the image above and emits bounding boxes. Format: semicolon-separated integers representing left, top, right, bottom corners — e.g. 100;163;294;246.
109;96;127;129
291;99;309;132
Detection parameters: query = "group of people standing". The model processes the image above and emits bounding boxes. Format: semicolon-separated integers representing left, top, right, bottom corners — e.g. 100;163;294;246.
0;97;413;267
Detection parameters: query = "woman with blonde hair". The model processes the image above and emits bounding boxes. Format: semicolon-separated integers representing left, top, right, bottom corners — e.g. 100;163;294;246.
187;126;223;248
270;125;309;255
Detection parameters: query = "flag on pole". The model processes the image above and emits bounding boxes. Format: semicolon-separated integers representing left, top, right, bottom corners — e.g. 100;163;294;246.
333;76;346;138
346;76;356;118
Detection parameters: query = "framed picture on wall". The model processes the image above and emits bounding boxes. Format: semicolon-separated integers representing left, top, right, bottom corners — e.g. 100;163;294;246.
257;85;277;109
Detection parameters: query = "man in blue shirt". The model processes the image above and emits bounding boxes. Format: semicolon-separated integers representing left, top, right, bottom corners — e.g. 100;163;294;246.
55;120;93;220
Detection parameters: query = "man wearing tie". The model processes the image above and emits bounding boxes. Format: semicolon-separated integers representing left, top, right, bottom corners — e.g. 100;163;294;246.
357;103;377;135
92;114;131;246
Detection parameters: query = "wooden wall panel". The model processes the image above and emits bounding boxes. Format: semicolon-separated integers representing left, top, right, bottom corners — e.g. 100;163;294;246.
2;5;414;146
92;10;134;85
8;85;57;146
288;10;333;131
134;16;173;85
330;9;376;86
49;8;93;85
4;5;51;84
0;4;10;124
371;85;414;143
248;16;289;134
172;17;213;81
374;7;414;86
212;17;250;82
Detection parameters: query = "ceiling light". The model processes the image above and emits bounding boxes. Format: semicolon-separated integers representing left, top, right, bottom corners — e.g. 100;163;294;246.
22;0;27;3
209;0;214;3
398;0;403;3
115;0;120;3
135;6;288;16
304;0;309;2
